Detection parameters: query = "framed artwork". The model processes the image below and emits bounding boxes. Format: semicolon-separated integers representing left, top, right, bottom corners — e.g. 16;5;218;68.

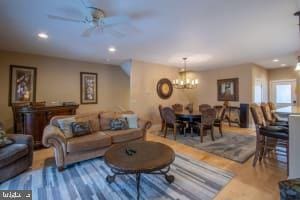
80;72;98;104
9;65;37;106
217;78;239;101
156;78;173;99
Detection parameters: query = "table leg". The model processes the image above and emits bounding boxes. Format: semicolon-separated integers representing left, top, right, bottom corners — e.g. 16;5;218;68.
136;173;141;200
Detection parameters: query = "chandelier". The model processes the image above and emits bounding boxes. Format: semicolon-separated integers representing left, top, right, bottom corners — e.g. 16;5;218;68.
172;57;199;89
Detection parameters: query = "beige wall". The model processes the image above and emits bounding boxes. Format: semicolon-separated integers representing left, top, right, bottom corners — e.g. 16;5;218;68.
0;51;130;129
187;64;254;107
252;65;269;103
129;60;188;123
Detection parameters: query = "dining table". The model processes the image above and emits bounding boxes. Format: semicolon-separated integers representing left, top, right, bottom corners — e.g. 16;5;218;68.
175;110;202;136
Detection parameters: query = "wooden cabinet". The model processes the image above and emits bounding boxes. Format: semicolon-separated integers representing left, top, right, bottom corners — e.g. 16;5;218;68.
16;105;79;148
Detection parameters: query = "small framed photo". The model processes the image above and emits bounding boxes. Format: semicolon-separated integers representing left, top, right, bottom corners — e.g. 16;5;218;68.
80;72;98;104
9;65;37;106
217;78;239;101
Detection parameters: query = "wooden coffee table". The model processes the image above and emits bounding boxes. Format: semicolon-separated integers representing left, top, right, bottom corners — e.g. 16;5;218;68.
104;141;175;200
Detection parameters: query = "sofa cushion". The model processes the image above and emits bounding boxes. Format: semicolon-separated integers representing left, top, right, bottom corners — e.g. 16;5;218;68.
57;117;76;138
104;128;143;143
75;113;100;132
67;132;111;153
0;144;29;168
99;112;117;131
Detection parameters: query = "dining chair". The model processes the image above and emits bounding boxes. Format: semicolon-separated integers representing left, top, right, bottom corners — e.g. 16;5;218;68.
250;103;288;167
261;103;288;127
172;104;183;112
158;105;165;132
268;102;288;122
161;107;186;140
213;105;226;136
196;108;216;143
199;104;211;112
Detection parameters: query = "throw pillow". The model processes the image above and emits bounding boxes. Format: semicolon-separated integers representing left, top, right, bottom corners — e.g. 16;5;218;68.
57;117;76;138
0;129;14;148
71;122;91;137
99;112;116;131
122;114;138;129
110;118;128;130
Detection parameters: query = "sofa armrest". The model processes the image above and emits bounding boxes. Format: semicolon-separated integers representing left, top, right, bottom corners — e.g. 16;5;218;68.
42;125;67;169
42;125;67;148
138;118;152;132
7;134;33;166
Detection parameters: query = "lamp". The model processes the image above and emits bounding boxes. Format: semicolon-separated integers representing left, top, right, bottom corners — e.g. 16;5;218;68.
172;57;199;89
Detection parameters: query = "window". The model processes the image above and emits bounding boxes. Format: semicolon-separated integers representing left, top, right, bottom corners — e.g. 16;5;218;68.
254;79;263;103
276;85;291;103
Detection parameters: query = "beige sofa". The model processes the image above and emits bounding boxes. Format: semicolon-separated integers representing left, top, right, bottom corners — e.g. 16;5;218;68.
42;112;151;171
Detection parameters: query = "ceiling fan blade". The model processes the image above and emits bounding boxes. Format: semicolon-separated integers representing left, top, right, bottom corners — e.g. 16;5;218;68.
104;27;125;38
81;26;97;37
101;16;130;27
48;14;86;23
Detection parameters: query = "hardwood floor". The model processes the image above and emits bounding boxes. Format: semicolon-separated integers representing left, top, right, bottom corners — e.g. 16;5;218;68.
33;125;286;200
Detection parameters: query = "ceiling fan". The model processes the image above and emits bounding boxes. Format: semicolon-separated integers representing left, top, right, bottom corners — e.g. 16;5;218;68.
48;6;130;38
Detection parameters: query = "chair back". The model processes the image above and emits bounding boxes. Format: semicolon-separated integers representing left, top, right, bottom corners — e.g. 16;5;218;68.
199;104;211;112
161;107;176;124
172;104;183;112
261;103;274;123
201;108;216;126
268;102;276;111
250;103;266;127
214;105;226;120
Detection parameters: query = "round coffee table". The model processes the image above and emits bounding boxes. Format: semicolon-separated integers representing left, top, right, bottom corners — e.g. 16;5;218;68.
104;141;175;200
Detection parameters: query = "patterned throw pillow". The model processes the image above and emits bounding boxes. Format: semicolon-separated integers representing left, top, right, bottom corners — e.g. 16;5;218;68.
0;129;14;148
110;118;128;130
71;122;91;137
122;114;138;129
57;117;76;138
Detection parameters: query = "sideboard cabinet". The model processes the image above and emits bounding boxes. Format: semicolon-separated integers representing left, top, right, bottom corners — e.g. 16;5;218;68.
15;105;79;148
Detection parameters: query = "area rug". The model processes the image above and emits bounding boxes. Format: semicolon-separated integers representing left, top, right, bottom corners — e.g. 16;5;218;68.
151;131;256;163
0;154;233;200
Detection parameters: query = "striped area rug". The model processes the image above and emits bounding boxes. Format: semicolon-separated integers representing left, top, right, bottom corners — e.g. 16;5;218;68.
0;154;233;200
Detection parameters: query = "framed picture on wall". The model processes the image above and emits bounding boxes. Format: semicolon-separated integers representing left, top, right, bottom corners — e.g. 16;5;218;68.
217;78;239;101
80;72;98;104
9;65;37;106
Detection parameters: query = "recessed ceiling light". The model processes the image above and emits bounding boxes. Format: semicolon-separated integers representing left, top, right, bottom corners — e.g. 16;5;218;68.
281;64;287;67
108;47;116;52
38;32;48;39
272;59;279;62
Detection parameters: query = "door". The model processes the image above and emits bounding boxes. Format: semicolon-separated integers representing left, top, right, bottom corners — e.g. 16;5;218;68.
254;79;263;104
270;80;297;108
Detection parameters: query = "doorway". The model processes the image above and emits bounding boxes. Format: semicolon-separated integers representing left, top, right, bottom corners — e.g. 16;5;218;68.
270;79;297;108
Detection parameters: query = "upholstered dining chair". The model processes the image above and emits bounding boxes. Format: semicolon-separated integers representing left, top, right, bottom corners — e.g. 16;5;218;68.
172;104;184;112
199;104;212;112
195;108;217;143
161;107;186;140
158;105;165;132
261;103;288;127
268;102;288;122
213;105;226;136
250;104;288;167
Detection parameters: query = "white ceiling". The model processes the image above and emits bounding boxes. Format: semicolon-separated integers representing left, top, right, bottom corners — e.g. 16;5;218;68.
0;0;299;70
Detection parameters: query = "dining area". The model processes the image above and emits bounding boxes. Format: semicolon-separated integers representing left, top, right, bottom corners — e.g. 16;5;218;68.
158;103;226;143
